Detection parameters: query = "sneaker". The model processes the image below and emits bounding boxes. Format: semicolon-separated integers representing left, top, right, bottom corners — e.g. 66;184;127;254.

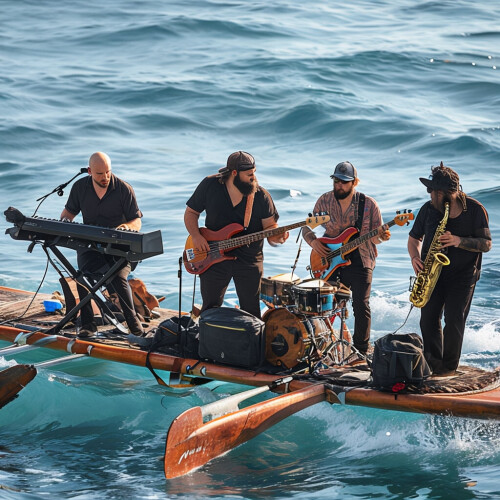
127;332;152;348
78;323;97;338
78;328;97;339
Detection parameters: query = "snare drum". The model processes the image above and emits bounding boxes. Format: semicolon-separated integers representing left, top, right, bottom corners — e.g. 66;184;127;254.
260;272;301;308
293;279;336;315
263;308;332;369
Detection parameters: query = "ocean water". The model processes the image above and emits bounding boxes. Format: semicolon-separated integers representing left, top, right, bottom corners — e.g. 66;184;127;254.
1;0;500;498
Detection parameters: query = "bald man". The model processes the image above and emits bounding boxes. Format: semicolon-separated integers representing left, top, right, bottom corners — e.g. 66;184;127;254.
60;152;144;337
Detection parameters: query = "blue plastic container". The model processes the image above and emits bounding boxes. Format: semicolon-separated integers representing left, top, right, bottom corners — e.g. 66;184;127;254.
43;300;63;312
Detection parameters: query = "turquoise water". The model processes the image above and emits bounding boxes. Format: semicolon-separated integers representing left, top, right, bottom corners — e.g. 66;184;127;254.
1;0;499;498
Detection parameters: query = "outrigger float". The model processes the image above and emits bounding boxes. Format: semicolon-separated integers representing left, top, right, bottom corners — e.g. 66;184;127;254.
1;285;500;478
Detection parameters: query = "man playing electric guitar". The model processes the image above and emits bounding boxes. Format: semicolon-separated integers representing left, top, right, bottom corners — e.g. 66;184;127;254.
184;151;288;318
302;161;390;356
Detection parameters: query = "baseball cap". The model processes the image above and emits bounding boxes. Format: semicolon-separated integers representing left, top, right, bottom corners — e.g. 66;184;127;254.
330;161;357;181
226;151;256;172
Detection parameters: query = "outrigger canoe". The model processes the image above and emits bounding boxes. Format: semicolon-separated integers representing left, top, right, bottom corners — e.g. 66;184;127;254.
1;285;499;478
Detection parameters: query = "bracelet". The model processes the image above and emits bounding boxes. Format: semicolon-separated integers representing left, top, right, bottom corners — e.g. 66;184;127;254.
377;237;383;243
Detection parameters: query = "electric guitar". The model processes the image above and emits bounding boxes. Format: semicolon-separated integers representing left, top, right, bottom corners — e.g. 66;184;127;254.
183;214;330;275
308;211;414;281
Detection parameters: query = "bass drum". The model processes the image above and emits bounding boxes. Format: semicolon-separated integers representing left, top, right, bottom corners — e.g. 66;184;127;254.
263;308;332;369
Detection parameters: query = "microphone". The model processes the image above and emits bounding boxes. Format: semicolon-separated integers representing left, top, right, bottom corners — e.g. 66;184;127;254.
80;167;88;174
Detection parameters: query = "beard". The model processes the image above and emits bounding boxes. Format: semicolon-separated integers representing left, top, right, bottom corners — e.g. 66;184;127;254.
432;193;451;213
234;173;257;196
334;184;354;200
93;178;109;189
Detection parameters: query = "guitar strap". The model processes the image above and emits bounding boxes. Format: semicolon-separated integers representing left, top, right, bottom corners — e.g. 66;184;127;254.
355;193;366;232
243;192;255;230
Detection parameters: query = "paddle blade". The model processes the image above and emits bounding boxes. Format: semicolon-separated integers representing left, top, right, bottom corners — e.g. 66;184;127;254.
164;383;327;478
0;364;37;409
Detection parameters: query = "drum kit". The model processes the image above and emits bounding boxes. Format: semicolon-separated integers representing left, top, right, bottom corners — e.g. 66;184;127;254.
261;272;354;370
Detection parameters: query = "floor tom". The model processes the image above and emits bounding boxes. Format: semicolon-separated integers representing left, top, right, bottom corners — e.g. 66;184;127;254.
292;279;336;315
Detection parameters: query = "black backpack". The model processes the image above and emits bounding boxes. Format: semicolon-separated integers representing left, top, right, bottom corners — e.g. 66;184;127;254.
137;316;200;359
371;333;432;392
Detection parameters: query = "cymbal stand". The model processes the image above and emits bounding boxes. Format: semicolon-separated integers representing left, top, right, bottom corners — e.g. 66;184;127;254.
322;295;359;366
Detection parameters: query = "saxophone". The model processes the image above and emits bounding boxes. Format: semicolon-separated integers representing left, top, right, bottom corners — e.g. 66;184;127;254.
409;202;450;308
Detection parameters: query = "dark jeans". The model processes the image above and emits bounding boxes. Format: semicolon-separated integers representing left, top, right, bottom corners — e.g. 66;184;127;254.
76;250;143;334
200;259;263;318
420;273;476;372
331;254;373;353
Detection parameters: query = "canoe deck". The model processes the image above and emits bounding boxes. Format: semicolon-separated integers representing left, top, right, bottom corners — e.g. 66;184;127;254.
0;285;178;351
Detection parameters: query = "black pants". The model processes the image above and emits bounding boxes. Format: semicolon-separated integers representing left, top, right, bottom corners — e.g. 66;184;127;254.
76;250;144;334
331;252;373;354
420;272;476;372
200;259;263;318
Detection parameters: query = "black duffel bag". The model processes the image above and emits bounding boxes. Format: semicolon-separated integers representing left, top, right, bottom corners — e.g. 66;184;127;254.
199;307;265;370
371;333;432;392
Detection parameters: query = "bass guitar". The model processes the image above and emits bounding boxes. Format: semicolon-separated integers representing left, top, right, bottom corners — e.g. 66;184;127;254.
183;214;330;275
308;211;414;281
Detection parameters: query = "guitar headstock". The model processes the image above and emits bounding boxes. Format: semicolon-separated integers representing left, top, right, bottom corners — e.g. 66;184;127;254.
306;212;330;229
393;209;414;226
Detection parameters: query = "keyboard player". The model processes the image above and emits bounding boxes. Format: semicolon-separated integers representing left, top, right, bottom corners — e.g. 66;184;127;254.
60;152;145;338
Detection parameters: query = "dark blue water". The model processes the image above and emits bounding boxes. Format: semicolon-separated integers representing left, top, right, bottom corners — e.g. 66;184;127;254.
1;1;499;498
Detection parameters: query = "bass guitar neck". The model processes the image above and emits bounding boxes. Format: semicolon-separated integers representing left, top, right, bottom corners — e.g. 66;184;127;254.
184;214;330;275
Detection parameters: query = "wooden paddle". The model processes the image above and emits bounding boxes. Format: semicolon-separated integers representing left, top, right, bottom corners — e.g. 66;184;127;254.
164;380;329;478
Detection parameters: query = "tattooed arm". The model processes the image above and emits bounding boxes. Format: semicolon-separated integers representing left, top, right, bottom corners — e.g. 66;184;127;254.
458;227;492;253
440;228;492;253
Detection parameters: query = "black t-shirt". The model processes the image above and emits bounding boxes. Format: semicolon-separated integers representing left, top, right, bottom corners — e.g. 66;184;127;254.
409;197;489;280
186;176;278;262
65;174;142;228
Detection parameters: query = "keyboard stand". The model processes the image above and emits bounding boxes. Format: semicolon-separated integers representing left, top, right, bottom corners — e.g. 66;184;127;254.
41;243;129;335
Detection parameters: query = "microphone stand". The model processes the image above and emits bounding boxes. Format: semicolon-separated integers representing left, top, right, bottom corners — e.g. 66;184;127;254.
32;167;88;217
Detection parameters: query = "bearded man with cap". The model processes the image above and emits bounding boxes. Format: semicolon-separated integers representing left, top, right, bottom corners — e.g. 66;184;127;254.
184;151;288;318
408;162;491;376
302;161;390;356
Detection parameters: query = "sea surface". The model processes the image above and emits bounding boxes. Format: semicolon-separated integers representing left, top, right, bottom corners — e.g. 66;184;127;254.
1;0;499;498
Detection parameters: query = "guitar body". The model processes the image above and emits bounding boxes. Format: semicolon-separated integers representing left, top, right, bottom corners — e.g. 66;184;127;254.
183;223;244;275
309;226;359;280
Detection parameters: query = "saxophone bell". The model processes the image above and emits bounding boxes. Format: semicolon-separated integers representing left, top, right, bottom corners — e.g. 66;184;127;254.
434;252;450;266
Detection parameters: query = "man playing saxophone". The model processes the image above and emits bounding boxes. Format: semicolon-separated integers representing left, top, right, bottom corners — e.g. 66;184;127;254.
407;162;491;376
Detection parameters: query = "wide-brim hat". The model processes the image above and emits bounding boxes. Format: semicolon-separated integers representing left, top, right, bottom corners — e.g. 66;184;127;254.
419;163;460;192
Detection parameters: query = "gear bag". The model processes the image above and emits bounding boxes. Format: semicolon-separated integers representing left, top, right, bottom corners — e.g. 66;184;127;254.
371;333;432;392
198;307;265;369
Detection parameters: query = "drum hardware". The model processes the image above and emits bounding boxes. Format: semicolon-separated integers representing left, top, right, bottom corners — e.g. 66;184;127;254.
320;287;355;366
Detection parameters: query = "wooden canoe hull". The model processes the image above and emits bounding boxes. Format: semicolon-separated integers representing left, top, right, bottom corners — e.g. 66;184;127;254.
0;363;37;409
1;323;500;420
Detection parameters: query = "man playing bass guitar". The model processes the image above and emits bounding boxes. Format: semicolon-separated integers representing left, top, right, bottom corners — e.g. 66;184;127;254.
302;161;390;356
184;151;288;318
